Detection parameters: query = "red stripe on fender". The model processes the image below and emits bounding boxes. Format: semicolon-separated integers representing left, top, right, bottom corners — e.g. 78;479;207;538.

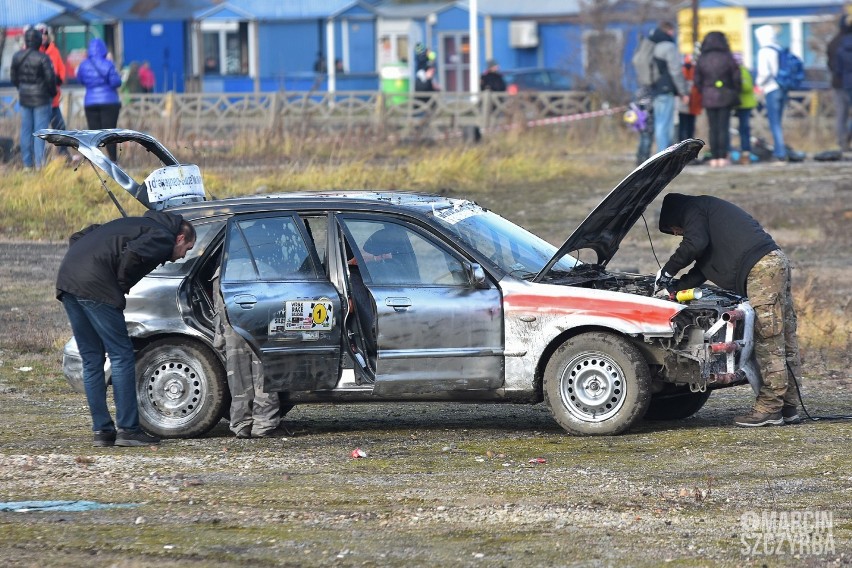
504;291;677;329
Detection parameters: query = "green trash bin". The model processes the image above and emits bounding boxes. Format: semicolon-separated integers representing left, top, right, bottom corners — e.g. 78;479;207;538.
380;63;410;106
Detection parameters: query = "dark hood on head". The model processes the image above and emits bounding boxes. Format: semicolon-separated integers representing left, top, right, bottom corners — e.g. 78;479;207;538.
658;193;693;234
533;139;703;282
649;27;673;43
700;31;730;53
25;28;42;49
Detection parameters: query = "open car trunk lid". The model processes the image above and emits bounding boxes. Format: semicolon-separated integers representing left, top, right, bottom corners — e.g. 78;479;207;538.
36;128;207;211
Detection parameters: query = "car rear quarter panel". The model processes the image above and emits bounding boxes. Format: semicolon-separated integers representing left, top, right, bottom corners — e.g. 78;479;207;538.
500;279;681;392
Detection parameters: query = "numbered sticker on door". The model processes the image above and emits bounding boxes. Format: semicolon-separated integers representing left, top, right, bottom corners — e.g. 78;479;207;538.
275;300;334;332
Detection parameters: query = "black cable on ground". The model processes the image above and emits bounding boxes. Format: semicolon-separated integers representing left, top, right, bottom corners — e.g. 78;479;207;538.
790;361;852;422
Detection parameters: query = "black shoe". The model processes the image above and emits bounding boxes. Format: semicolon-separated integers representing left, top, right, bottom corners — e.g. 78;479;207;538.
235;425;252;439
782;405;802;424
253;424;293;438
93;430;117;447
115;429;160;447
734;410;784;427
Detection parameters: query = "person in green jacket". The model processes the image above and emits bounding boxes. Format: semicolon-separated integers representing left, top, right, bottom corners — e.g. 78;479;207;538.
733;52;758;164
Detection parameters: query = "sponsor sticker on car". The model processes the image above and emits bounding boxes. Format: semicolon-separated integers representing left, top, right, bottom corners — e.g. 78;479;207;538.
270;299;334;333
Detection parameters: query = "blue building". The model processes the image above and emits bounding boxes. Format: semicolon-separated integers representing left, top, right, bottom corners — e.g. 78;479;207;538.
3;0;849;94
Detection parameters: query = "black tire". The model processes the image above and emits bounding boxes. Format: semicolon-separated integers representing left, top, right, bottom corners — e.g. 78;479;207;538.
136;338;227;438
644;387;711;421
543;332;651;436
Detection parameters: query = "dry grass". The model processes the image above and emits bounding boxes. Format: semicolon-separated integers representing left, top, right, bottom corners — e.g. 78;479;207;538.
794;277;852;372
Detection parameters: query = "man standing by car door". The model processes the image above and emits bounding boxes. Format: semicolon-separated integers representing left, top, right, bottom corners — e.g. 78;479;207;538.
56;211;196;447
211;268;285;439
654;193;802;427
649;22;689;153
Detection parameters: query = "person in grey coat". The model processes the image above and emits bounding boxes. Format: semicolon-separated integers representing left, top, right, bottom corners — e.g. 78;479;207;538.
649;21;689;153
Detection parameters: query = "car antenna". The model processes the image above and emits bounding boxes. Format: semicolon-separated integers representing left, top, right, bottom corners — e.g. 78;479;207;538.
86;159;128;217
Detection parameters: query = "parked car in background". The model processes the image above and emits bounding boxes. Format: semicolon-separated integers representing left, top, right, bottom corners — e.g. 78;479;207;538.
503;68;584;95
502;68;592;116
40;129;759;440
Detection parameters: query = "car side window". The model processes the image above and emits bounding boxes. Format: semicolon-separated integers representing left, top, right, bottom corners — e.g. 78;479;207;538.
224;216;317;281
342;219;466;286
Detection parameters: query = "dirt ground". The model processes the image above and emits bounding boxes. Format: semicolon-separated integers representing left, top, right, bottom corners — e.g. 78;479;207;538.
0;156;850;567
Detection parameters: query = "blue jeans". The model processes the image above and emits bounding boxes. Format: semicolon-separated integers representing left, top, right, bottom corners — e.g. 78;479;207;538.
20;104;51;168
653;93;675;153
50;106;70;156
764;89;787;159
61;294;140;433
735;108;752;152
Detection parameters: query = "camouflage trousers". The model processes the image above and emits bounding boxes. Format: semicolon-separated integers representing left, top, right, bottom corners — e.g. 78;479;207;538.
746;250;802;413
212;272;280;436
223;330;281;436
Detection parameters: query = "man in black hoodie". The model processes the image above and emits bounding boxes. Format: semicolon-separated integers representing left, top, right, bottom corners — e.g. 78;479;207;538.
655;193;802;427
57;211;196;447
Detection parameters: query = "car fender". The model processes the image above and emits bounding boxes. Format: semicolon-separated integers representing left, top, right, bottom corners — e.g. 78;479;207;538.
499;279;681;391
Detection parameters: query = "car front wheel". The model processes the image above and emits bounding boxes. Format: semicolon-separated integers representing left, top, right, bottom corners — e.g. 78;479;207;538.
544;332;651;436
136;338;227;438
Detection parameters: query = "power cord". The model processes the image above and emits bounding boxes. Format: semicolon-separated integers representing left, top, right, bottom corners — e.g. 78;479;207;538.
641;213;663;270
790;361;852;421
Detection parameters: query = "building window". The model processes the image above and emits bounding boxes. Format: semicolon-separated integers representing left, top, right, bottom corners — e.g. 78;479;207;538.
379;33;409;66
202;21;248;76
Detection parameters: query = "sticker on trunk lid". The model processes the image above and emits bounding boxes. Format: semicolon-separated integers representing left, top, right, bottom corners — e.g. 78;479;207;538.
144;165;205;204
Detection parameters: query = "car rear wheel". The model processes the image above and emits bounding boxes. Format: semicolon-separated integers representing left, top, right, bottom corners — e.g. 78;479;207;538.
136;339;227;438
544;332;651;436
644;387;711;421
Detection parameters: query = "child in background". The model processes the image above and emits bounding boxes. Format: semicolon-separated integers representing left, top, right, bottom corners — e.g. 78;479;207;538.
732;52;757;164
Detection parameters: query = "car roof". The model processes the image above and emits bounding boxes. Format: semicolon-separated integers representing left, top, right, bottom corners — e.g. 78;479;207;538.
166;190;466;221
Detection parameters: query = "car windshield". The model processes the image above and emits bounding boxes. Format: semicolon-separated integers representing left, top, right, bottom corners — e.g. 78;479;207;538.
427;200;578;279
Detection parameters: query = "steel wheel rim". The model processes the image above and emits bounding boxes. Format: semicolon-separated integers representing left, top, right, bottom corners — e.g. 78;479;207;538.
139;357;207;427
559;351;627;422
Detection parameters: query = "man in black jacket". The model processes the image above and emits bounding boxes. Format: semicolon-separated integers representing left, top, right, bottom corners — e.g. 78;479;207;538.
10;27;56;170
655;193;802;427
57;211;196;447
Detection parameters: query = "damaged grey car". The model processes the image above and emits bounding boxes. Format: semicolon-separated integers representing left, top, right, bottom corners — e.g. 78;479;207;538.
40;129;760;438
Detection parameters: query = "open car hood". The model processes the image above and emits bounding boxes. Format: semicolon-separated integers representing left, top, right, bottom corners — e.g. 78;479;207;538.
36;129;206;211
533;139;703;282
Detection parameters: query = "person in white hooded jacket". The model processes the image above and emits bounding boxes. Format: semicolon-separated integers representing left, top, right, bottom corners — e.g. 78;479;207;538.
754;24;788;162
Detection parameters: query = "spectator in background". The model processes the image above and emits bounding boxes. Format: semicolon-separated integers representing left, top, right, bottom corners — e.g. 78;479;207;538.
754;24;788;163
649;21;689;153
677;53;702;141
35;23;69;161
694;31;740;167
828;15;852;153
122;61;143;94
10;27;56;170
77;38;122;161
138;61;155;93
733;52;757;164
480;59;506;92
